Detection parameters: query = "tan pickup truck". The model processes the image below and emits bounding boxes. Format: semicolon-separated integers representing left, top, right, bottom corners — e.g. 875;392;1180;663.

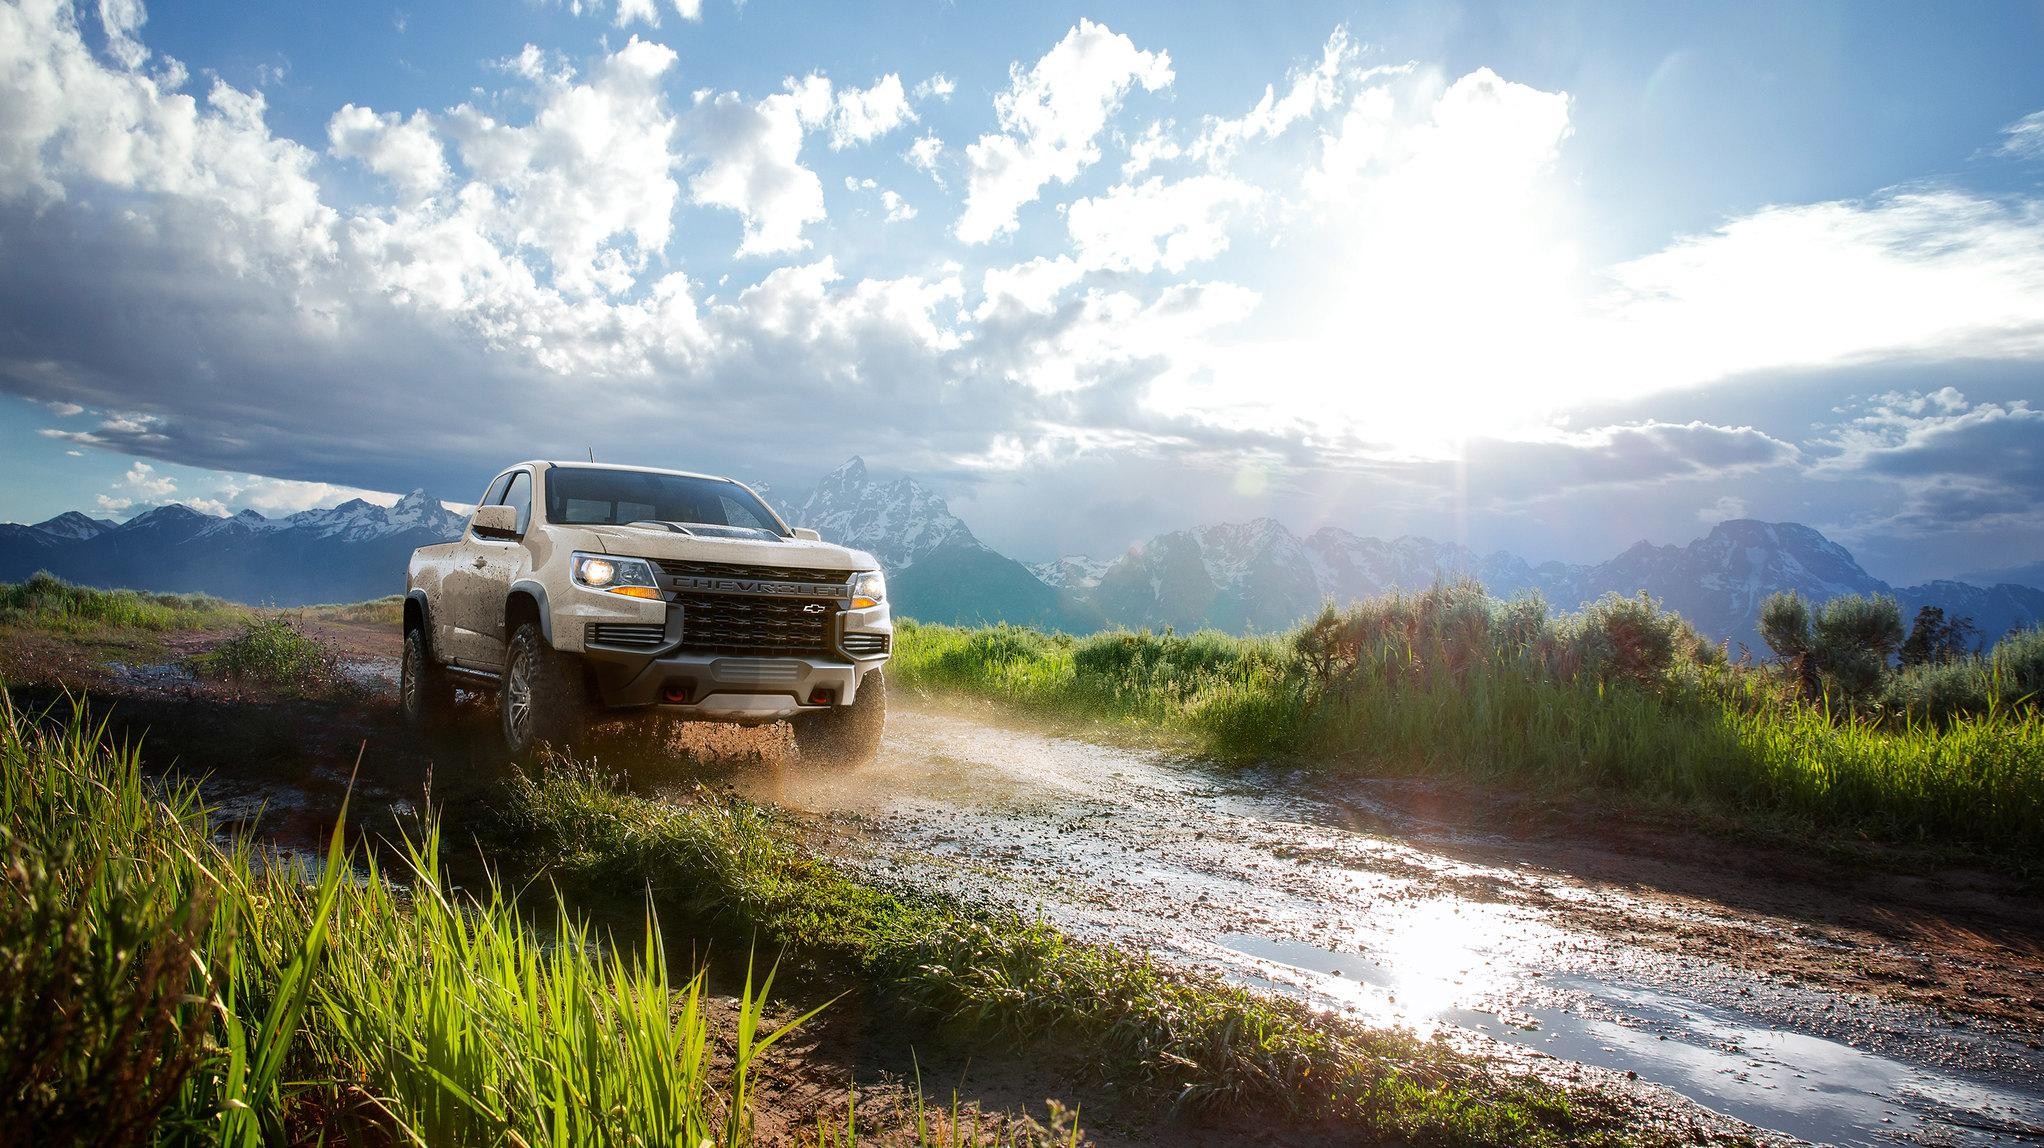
403;461;890;762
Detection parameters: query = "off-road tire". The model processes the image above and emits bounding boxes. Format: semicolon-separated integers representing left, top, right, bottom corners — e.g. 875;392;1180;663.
500;622;588;760
791;669;887;766
400;626;453;730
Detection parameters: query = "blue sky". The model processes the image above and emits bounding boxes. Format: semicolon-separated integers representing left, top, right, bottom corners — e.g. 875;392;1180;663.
1;0;2041;582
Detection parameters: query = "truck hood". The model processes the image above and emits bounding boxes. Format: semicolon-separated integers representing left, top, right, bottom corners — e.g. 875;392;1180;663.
571;523;879;572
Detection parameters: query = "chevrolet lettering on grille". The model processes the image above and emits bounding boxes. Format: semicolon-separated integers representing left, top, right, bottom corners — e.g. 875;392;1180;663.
668;575;847;598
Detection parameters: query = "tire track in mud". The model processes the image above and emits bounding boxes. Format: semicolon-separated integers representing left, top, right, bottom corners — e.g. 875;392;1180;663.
704;704;2044;1148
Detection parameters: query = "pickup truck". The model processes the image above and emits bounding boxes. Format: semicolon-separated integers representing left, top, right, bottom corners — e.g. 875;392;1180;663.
402;461;890;763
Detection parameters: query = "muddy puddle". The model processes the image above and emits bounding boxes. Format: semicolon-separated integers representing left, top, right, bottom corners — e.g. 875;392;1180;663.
683;706;2044;1147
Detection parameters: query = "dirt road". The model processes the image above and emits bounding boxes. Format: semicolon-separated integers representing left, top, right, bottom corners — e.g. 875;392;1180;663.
44;626;2044;1147
708;703;2044;1147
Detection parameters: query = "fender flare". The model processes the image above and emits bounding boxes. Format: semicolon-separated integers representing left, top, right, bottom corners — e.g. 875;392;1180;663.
508;579;554;646
404;589;438;660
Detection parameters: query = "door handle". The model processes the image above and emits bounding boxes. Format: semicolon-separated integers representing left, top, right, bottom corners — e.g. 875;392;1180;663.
471;556;488;569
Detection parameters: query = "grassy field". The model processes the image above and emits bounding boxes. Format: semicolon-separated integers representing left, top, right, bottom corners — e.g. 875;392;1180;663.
889;584;2044;866
0;570;244;632
0;691;841;1147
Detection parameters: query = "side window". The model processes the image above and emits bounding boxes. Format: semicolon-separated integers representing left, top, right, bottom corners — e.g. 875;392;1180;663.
502;471;533;535
471;473;512;538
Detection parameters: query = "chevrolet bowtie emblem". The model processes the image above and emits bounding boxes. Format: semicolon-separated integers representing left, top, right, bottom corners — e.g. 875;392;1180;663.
802;603;828;614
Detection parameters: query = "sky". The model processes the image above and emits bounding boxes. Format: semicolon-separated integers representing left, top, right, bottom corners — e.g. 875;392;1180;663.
1;0;2041;583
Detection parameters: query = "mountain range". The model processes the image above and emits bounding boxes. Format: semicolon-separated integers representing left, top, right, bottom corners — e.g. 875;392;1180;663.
3;457;2039;653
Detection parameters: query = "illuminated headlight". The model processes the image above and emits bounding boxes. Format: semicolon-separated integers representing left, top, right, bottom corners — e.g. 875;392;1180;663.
573;552;661;600
849;570;886;610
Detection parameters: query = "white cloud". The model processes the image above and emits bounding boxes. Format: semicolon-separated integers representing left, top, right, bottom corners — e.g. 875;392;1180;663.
879;189;915;222
1121;119;1179;176
974;255;1082;321
957;19;1173;243
97;0;148;70
45;400;84;416
1067;174;1261;273
445;37;683;295
685;73;831;256
844;176;917;222
830;73;914;149
1700;495;1747;523
328;104;449;202
672;0;702;20
1598;191;2044;388
1191;27;1356;165
913;74;955;102
95;494;131;513
904;132;945;186
122;460;175;496
615;0;659;27
2000;110;2044;160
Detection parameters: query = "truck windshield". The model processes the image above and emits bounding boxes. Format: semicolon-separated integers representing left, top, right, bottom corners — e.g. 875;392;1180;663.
544;467;787;538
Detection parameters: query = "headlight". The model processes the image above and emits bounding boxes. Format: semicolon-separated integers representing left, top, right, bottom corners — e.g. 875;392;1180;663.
573;552;661;600
849;570;886;609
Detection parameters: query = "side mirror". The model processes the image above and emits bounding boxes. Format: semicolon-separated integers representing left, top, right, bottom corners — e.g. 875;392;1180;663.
791;527;822;541
471;504;520;539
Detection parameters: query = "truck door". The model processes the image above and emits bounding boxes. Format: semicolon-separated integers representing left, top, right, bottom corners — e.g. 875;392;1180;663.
446;469;529;667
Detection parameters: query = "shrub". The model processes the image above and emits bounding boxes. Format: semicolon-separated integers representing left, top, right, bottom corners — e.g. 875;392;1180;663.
1760;591;1903;703
201;617;338;687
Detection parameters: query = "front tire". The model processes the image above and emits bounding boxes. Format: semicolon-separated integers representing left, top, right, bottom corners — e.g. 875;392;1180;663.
400;626;452;730
791;669;887;766
501;622;587;760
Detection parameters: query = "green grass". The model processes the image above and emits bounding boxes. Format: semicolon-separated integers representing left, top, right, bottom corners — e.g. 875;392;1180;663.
480;760;1671;1146
0;570;240;632
194;616;341;686
889;588;2044;865
0;692;811;1146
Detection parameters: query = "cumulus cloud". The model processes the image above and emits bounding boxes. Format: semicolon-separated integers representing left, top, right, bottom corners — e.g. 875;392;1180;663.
1067;174;1261;273
446;37;683;295
685;74;831;256
957;19;1173;243
904;133;945;186
844;176;916;222
327;104;449;202
913;74;955;101
1121;120;1180;176
829;73;914;149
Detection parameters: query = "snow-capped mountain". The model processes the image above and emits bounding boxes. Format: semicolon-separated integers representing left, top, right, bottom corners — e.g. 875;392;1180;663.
1028;556;1110;590
0;490;467;605
29;511;117;542
774;457;1099;630
780;457;972;571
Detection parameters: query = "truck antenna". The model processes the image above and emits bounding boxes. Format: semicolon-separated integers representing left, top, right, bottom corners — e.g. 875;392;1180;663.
587;445;595;462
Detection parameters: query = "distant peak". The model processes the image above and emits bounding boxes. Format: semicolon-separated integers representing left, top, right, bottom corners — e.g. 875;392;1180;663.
393;488;434;508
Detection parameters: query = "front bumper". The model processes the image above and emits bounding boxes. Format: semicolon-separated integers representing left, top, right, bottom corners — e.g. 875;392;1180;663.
583;650;879;722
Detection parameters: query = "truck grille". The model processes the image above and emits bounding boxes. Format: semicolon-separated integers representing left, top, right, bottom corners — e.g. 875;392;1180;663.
675;593;835;656
587;622;666;649
840;632;890;658
655;559;850;584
